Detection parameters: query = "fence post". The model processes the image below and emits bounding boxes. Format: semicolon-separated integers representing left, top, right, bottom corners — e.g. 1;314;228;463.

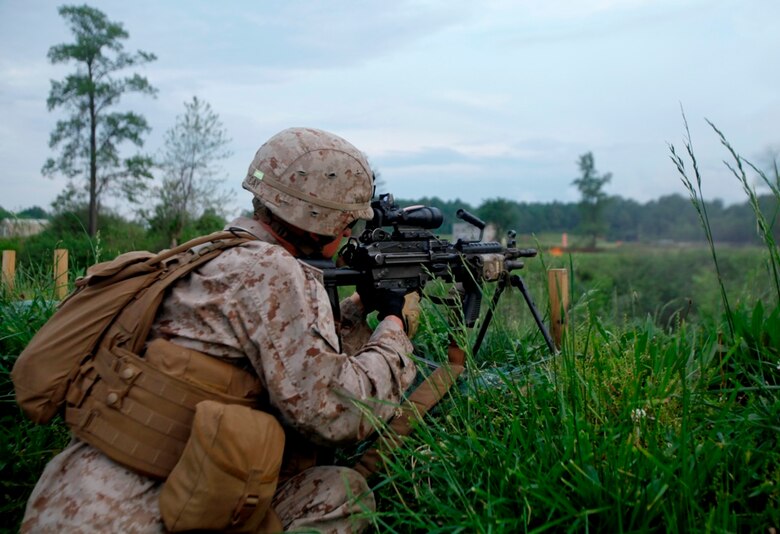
2;250;15;293
54;248;68;299
547;268;570;349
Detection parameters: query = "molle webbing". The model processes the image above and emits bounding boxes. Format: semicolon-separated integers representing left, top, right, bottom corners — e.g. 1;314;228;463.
63;231;263;479
66;341;261;479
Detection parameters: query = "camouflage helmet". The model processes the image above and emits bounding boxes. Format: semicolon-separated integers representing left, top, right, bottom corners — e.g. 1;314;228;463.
242;127;374;237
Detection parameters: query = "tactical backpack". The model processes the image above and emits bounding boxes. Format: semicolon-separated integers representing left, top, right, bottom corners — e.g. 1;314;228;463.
11;229;257;426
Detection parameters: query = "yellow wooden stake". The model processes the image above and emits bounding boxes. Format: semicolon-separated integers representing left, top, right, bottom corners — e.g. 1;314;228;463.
54;248;69;300
548;268;570;349
2;250;16;293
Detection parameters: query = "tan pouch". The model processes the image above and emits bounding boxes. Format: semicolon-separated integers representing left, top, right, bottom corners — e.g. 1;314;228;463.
144;338;262;399
160;400;285;533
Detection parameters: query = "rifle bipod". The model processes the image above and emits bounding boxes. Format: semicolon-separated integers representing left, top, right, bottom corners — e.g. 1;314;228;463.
472;272;557;357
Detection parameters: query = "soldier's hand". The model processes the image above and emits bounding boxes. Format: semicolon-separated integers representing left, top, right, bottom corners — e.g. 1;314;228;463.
355;282;379;313
356;284;406;321
401;292;421;338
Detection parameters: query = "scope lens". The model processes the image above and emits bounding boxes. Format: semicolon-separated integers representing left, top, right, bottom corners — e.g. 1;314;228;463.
403;207;443;229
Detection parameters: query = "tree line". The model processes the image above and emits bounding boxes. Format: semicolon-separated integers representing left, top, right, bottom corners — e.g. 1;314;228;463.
5;190;777;245
393;192;779;246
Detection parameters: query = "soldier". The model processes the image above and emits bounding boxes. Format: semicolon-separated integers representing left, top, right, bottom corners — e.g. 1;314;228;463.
21;127;419;533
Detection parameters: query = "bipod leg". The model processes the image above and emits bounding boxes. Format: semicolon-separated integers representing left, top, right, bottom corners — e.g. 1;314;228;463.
472;273;508;357
510;274;557;355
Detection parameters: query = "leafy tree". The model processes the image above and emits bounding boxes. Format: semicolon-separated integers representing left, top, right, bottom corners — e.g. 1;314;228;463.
604;196;641;241
0;206;12;220
16;206;50;219
146;96;233;247
191;208;228;238
477;198;520;237
42;4;157;237
572;152;612;248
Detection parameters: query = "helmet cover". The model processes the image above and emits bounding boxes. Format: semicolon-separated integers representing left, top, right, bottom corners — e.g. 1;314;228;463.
243;127;374;237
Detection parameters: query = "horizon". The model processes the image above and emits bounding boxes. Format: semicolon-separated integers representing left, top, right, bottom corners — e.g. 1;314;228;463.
2;188;772;220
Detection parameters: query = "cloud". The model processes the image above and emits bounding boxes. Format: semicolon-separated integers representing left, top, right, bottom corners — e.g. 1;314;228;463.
369;138;590;203
439;90;513;112
1;0;778;214
195;0;480;72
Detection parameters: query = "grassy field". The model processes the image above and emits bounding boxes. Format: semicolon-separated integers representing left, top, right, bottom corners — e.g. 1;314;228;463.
364;261;779;532
350;131;780;532
1;134;778;532
1;242;777;532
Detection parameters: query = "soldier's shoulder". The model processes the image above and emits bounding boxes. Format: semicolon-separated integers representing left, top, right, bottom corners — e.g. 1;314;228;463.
214;240;302;278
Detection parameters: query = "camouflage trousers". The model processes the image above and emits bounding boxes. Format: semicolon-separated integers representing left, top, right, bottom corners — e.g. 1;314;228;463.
21;440;374;533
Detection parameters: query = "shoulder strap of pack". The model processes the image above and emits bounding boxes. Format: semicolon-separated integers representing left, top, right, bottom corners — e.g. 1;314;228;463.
146;229;255;267
111;229;259;354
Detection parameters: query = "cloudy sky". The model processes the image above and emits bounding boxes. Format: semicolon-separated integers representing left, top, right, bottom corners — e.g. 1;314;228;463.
1;0;778;216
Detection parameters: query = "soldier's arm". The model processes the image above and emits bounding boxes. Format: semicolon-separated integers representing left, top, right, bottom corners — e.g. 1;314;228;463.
338;293;376;355
237;247;416;446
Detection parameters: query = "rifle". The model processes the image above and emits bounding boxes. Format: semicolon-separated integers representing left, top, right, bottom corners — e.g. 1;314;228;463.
306;193;556;476
307;193;556;357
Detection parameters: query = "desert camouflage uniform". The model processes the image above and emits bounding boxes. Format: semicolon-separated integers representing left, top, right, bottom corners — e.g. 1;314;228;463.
21;216;416;533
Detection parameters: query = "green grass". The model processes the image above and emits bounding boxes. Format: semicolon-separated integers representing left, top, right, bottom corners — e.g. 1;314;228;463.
2;242;777;532
363;303;779;532
0;263;71;532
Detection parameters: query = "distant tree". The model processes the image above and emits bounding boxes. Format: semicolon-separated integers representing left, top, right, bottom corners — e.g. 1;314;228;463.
0;206;12;220
604;196;641;241
572;152;612;248
477;198;520;237
147;96;233;247
17;206;50;219
191;208;228;237
639;194;701;242
42;4;157;237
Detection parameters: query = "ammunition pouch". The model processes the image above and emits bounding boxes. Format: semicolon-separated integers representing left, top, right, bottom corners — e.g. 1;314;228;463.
160;400;285;532
65;338;263;479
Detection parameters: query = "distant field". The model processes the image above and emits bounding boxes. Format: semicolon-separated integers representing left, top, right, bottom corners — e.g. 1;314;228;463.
1;241;778;532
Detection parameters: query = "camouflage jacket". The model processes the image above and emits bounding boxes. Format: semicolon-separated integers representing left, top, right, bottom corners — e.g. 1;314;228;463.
150;216;417;445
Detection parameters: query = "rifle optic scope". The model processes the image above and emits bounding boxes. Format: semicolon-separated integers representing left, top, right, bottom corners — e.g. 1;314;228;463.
371;195;443;230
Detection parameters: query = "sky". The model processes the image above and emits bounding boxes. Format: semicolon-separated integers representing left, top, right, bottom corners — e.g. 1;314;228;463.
1;0;778;218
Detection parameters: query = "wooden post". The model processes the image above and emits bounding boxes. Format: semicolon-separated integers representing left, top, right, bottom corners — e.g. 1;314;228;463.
54;248;68;300
2;250;15;292
548;268;570;349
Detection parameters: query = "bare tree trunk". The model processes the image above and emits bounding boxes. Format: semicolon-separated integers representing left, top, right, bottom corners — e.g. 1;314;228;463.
88;63;98;237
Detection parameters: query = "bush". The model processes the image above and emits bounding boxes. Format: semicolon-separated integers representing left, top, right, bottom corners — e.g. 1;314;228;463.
18;209;151;274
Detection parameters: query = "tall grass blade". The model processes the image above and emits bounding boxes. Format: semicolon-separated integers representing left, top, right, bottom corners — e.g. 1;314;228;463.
668;109;734;337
